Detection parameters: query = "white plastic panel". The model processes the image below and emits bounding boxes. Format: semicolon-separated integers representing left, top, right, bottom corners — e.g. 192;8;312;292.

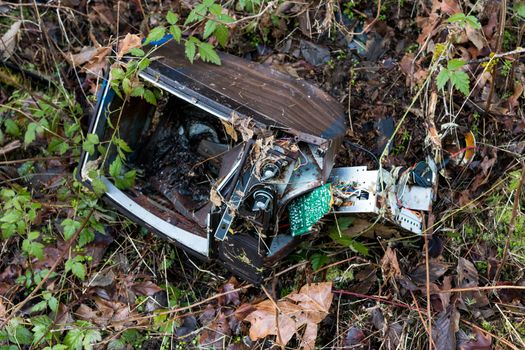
101;177;210;256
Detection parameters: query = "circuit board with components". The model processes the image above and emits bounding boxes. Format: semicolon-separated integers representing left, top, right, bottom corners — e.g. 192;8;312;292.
288;184;333;236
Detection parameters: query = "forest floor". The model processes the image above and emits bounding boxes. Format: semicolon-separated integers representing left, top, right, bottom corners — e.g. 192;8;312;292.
1;0;525;349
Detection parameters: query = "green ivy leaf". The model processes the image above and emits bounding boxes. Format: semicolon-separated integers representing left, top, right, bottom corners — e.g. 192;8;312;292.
78;229;95;247
122;78;132;95
82;133;99;156
82;329;102;350
447;58;465;70
65;258;86;280
111;67;125;80
143;89;157;105
109;157;122;178
22;239;44;260
91;178;108;195
138;57;151;71
447;12;465;23
167;10;179;25
64;328;84;350
214;24;229;47
4;119;20;137
170;25;182;43
61;219;81;241
465;15;481;30
131;85;145;98
129;48;145;57
24;122;38;145
436;69;450;91
31;300;48;313
198;42;221;65
203;20;217;39
515;2;525;18
450;70;470;96
144;26;166;45
310;253;328;271
185;40;197;63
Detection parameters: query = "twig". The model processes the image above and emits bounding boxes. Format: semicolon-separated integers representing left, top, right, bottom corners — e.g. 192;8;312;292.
0;140;21;157
0;155;73;165
261;285;284;348
467;47;525;64
493;162;525;282
438;285;525;293
333;290;416;310
485;0;507;112
423;231;433;350
0;209;94;328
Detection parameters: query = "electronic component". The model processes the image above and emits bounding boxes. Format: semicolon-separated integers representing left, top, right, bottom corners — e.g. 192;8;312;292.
288;184;333;236
328;167;378;214
396;208;423;234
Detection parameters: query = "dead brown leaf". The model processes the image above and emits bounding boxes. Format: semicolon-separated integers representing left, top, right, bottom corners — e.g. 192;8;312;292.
371;307;403;349
458;328;492;350
130;281;161;296
432;304;460;350
399;53;428;87
457;258;489;308
409;261;448;285
508;82;523;111
82;46;111;77
244;282;333;349
465;27;486;51
0;20;21;60
441;0;461;14
218;277;240;306
117;33;142;59
221;120;238;142
68;46;98;67
381;247;401;280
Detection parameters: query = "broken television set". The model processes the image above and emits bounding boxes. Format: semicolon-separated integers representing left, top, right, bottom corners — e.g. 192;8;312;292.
79;40;436;283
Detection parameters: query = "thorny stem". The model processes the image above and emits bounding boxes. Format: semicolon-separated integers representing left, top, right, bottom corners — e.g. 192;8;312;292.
0;209;94;328
493;162;525;283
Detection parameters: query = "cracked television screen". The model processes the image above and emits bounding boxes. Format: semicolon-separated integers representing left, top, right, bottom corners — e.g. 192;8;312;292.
79;40;436;283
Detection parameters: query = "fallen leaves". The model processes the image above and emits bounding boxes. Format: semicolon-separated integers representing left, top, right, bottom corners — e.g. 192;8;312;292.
66;45;111;77
432;304;460;350
244;282;333;349
117;33;142;59
0;20;21;60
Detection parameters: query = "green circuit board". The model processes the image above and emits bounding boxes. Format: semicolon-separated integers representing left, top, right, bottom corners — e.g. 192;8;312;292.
288;184;333;236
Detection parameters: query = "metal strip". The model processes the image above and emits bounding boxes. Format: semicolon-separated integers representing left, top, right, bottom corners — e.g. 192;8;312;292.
101;177;210;256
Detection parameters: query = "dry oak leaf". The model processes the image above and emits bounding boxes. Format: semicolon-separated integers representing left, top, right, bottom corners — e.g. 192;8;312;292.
244;282;333;350
0;20;21;60
117;33;142;59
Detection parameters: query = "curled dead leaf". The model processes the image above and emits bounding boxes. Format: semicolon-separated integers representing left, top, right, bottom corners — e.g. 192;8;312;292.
432;305;460;350
244;282;333;349
0;20;21;60
117;33;142;59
